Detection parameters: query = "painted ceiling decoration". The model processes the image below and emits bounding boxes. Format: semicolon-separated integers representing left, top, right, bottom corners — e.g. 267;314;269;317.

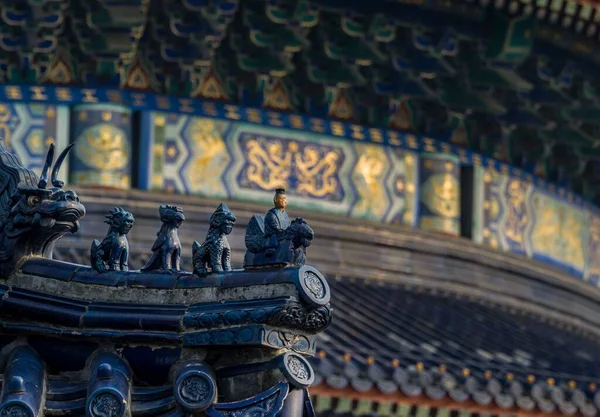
1;0;600;200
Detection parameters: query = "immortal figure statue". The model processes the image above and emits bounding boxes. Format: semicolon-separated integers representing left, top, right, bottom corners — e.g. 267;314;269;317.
192;203;236;276
244;189;314;268
0;141;85;276
265;188;291;255
90;207;135;272
141;205;185;272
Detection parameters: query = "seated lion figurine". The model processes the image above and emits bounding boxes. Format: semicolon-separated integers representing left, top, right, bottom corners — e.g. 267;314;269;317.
192;203;236;276
244;216;314;268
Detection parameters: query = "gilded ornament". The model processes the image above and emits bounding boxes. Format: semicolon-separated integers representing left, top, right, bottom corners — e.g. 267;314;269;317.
4;86;22;100
531;193;585;270
503;178;529;248
396;180;405;192
28;134;43;154
196;67;227;100
46;57;74;84
421;173;459;219
0;105;12;149
242;136;342;199
125;63;151;90
289;115;304;129
588;216;600;277
388;131;402;146
154;115;165;127
75;124;129;171
351;143;388;218
185;118;229;194
263;78;292;112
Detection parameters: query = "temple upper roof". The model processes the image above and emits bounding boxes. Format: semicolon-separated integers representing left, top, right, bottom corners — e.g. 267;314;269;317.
1;0;600;199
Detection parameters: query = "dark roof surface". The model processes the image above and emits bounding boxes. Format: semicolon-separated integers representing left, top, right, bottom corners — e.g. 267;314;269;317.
312;277;600;415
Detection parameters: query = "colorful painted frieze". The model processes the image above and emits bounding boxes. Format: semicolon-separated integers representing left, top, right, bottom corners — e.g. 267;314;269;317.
474;166;600;284
141;111;418;226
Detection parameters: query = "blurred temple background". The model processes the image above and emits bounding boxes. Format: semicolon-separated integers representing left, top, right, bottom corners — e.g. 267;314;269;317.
2;0;600;415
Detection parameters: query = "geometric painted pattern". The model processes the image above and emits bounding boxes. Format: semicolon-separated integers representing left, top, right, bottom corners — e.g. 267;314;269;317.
145;111;418;226
0;102;63;175
149;112;231;199
474;166;600;286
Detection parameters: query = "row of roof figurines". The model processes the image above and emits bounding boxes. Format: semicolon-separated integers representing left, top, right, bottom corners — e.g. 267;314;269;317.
0;140;314;276
91;188;315;275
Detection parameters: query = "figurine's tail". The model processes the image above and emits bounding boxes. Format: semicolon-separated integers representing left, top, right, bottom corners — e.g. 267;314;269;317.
245;215;266;253
192;241;209;276
192;240;201;257
90;239;101;272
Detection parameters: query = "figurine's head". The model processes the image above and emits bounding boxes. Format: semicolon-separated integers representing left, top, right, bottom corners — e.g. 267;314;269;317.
105;207;135;235
274;188;287;210
209;203;236;235
159;205;185;228
0;141;86;269
289;218;314;250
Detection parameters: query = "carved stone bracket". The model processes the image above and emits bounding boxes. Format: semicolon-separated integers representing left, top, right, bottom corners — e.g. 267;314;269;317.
269;303;333;332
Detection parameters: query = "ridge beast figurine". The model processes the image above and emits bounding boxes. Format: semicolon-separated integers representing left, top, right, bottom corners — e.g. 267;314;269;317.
244;188;314;268
142;204;185;271
90;207;135;272
192;203;236;276
0;140;85;276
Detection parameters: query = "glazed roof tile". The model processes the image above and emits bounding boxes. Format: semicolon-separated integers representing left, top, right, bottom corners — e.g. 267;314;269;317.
311;276;600;415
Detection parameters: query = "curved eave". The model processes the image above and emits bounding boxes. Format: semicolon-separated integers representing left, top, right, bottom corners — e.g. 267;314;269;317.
308;384;584;417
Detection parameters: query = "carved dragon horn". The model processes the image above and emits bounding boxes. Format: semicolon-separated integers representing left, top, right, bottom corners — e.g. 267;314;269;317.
37;143;55;189
51;143;75;188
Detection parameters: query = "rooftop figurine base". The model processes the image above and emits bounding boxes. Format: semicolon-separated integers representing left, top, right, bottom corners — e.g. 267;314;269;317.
8;258;332;345
0;143;329;416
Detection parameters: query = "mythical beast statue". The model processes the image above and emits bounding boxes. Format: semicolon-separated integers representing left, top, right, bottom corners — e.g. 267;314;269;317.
0;140;85;276
142;204;185;271
192;203;236;276
90;207;135;272
244;217;314;268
